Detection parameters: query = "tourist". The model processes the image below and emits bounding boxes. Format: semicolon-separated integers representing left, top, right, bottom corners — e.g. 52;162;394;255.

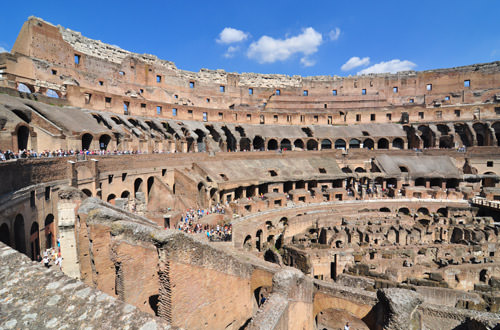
344;322;350;330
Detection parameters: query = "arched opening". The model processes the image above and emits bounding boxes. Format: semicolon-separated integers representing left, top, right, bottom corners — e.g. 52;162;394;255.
253;136;264;151
349;139;361;149
82;133;93;150
264;249;280;265
398;207;410;215
415;178;426;187
437;208;448;217
256;229;263;251
99;134;111;150
392;138;404;149
121;190;130;199
334;139;346;150
355;167;366;173
44;214;55;249
107;194;117;204
294;139;304;150
321;139;332;150
377;138;389;149
147;177;154;195
0;223;10;246
341;167;352;173
363;138;374;150
418;125;435;148
240;138;251;151
149;294;159;316
134;178;143;197
81;189;92;197
243;235;252;250
454;123;473;147
267;139;278;150
492;122;500;146
430;178;442;187
46;89;60;98
280;139;291;151
473;123;493;146
307;139;318;150
417;207;430;216
30;222;40;260
17;125;30;150
380;207;391;213
482;172;497;188
17;83;32;93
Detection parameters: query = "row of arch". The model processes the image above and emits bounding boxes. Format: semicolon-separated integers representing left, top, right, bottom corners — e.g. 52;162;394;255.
0;213;55;260
17;83;61;98
240;136;404;151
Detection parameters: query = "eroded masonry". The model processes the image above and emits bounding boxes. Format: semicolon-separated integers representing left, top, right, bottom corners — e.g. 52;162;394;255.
0;17;499;330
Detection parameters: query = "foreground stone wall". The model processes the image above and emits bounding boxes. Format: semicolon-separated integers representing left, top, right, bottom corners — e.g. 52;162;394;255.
0;242;173;329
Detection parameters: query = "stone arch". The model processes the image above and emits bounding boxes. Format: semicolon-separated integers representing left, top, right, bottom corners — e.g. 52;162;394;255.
16;125;30;150
392;138;404;149
240;137;251;151
334;139;346;150
492;122;500;146
30;221;40;260
437;208;448;217
0;223;10;246
415;178;426;187
377;138;389;149
349;138;361;149
418;125;435;148
380;207;391;212
473;122;493;146
280;139;291;151
417;207;430;216
398;207;410;215
454;123;473;147
134;178;144;196
147;176;155;195
81;133;93;150
321;139;332;150
44;214;55;249
253;136;264;151
267;139;278;150
17;83;33;93
243;235;252;250
81;189;92;197
46;89;60;98
363;138;374;149
121;190;130;199
307;139;318;150
294;139;305;149
107;193;117;204
99;134;111;150
264;249;280;265
256;229;264;251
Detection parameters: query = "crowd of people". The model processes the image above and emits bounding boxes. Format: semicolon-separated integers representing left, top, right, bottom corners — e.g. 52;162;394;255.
38;238;62;270
0;148;176;161
177;205;232;241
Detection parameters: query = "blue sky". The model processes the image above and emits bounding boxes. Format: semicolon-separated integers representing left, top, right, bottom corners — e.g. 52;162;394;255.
1;0;499;76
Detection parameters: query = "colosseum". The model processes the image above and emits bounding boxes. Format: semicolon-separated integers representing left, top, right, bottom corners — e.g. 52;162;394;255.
0;17;499;330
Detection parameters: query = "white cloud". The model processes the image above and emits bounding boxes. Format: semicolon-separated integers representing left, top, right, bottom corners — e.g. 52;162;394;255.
300;57;316;67
217;27;249;44
0;46;7;53
224;46;239;58
341;56;370;71
329;28;341;41
247;27;323;65
357;59;417;75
